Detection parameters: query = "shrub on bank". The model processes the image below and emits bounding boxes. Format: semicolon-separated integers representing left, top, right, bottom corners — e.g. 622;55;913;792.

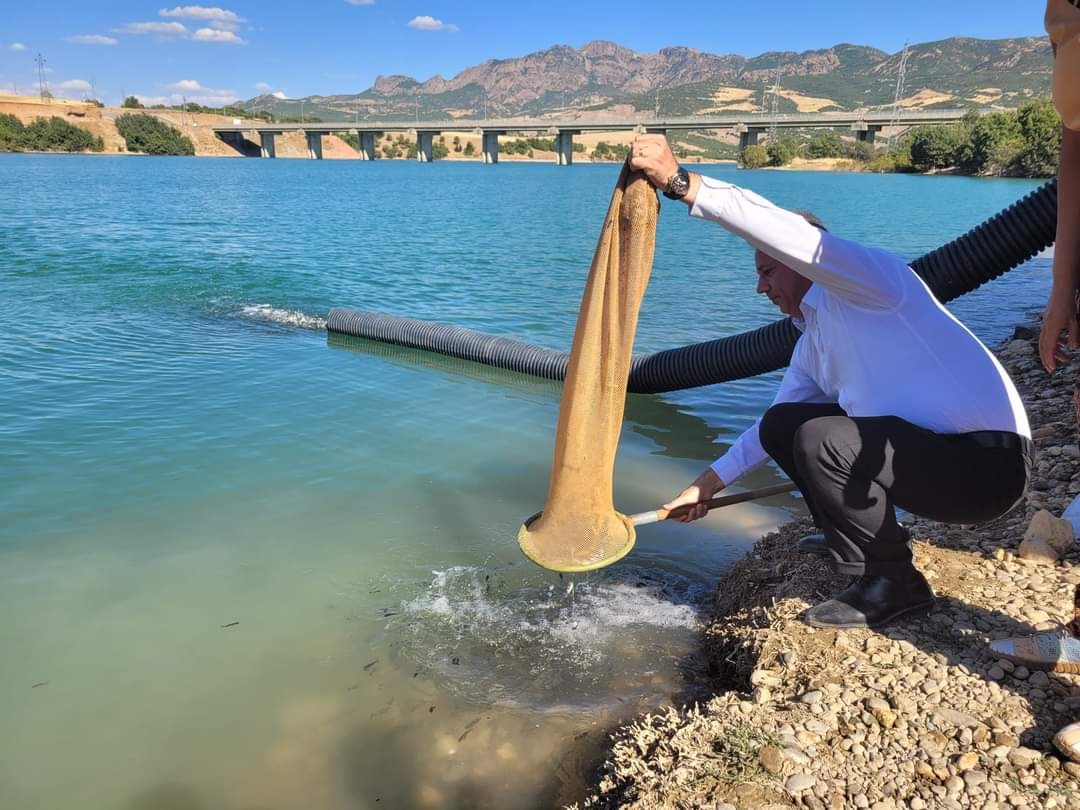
1015;98;1062;178
766;137;801;166
872;100;1060;178
739;144;769;169
115;113;194;155
0;113;104;152
591;141;628;161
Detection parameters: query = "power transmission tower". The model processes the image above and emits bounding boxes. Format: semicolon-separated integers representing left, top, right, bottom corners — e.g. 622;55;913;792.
887;42;910;149
767;70;781;142
35;53;50;102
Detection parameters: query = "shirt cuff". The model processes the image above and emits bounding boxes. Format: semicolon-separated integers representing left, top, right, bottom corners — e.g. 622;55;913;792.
709;453;744;488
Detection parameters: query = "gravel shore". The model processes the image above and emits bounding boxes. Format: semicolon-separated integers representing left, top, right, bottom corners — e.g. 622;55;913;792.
573;323;1080;810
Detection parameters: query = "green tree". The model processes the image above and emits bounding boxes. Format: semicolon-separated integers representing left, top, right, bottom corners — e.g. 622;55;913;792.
907;125;966;172
463;141;475;156
805;131;845;159
766;137;800;167
115;113;194;155
1015;98;1061;177
432;141;449;159
0;114;104;152
958;111;1023;175
0;113;25;151
739;144;769;169
844;140;877;162
122;96;144;109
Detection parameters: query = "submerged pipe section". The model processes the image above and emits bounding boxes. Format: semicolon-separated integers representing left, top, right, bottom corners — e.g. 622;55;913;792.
328;180;1057;394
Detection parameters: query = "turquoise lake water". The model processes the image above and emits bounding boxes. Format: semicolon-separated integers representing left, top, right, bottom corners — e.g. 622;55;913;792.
0;154;1050;809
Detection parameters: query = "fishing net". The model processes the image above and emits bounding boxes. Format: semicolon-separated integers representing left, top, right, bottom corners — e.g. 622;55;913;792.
518;164;659;572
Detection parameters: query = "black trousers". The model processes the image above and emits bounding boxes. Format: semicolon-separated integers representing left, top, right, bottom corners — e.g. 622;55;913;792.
759;403;1032;576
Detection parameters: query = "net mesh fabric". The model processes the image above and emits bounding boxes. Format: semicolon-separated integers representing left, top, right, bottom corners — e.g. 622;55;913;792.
519;166;659;572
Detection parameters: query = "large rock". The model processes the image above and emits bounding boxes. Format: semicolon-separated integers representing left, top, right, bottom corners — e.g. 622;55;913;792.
1018;509;1075;563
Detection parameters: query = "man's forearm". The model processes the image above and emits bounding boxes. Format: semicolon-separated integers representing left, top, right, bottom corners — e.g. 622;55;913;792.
1053;126;1080;294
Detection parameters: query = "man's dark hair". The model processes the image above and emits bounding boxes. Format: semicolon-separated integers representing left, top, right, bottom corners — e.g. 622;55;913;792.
795;209;829;232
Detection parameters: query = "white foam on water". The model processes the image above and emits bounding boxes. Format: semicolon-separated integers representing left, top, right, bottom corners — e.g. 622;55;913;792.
238;303;327;330
393;564;706;710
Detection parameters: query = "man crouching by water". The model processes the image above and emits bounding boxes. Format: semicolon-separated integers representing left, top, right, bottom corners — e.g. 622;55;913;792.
629;134;1032;630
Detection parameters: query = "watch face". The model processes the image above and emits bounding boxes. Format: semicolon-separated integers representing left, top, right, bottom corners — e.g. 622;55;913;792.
665;168;689;199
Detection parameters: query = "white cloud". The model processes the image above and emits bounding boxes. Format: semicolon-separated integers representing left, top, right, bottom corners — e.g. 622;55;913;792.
345;0;375;5
67;34;118;46
10;43;26;51
255;81;272;91
159;6;243;23
408;15;457;32
192;27;244;44
53;79;92;98
139;81;239;107
271;90;287;99
118;21;188;35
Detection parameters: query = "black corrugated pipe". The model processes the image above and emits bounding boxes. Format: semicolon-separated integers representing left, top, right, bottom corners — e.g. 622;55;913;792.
327;179;1057;394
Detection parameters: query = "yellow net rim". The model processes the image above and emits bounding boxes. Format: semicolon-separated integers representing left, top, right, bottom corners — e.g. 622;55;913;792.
517;511;636;574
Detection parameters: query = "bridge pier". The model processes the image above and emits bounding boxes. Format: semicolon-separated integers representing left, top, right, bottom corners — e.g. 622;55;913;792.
737;125;764;150
852;123;883;144
554;130;579;166
357;131;376;160
346;129;376;160
482;131;502;164
304;130;323;160
416;131;434;162
258;130;277;159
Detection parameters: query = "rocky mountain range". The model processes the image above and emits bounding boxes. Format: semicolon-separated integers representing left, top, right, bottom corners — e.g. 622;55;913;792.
238;36;1052;122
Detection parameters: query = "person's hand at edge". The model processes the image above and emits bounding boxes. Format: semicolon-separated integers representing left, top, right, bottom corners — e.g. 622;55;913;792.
662;468;725;523
1039;283;1078;372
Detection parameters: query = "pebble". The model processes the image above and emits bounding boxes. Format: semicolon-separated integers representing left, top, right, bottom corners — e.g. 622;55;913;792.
1007;748;1042;769
786;774;816;794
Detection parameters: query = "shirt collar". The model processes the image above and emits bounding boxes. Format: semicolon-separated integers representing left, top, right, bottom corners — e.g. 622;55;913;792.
792;283;821;332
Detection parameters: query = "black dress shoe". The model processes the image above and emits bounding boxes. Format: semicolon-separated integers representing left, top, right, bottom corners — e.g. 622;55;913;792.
804;570;935;629
797;529;913;559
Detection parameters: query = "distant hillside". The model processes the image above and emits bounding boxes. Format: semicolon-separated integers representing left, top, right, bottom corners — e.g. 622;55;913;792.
237;36;1052;123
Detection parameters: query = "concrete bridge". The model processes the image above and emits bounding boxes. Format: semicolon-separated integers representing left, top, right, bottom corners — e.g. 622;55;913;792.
210;109;974;163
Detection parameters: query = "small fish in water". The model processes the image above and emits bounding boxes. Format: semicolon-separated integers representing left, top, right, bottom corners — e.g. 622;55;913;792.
220;621;239;628
458;718;481;742
364;659;379;672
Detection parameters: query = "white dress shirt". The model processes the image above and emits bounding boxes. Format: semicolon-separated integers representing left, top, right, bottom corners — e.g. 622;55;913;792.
687;175;1032;487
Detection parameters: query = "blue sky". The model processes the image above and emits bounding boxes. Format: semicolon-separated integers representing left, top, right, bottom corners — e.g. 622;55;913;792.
0;2;1048;106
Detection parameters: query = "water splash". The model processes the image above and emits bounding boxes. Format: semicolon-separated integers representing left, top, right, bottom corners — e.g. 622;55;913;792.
238;303;327;330
388;564;707;712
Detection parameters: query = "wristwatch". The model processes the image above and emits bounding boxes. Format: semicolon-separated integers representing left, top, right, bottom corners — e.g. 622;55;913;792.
663;167;690;200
